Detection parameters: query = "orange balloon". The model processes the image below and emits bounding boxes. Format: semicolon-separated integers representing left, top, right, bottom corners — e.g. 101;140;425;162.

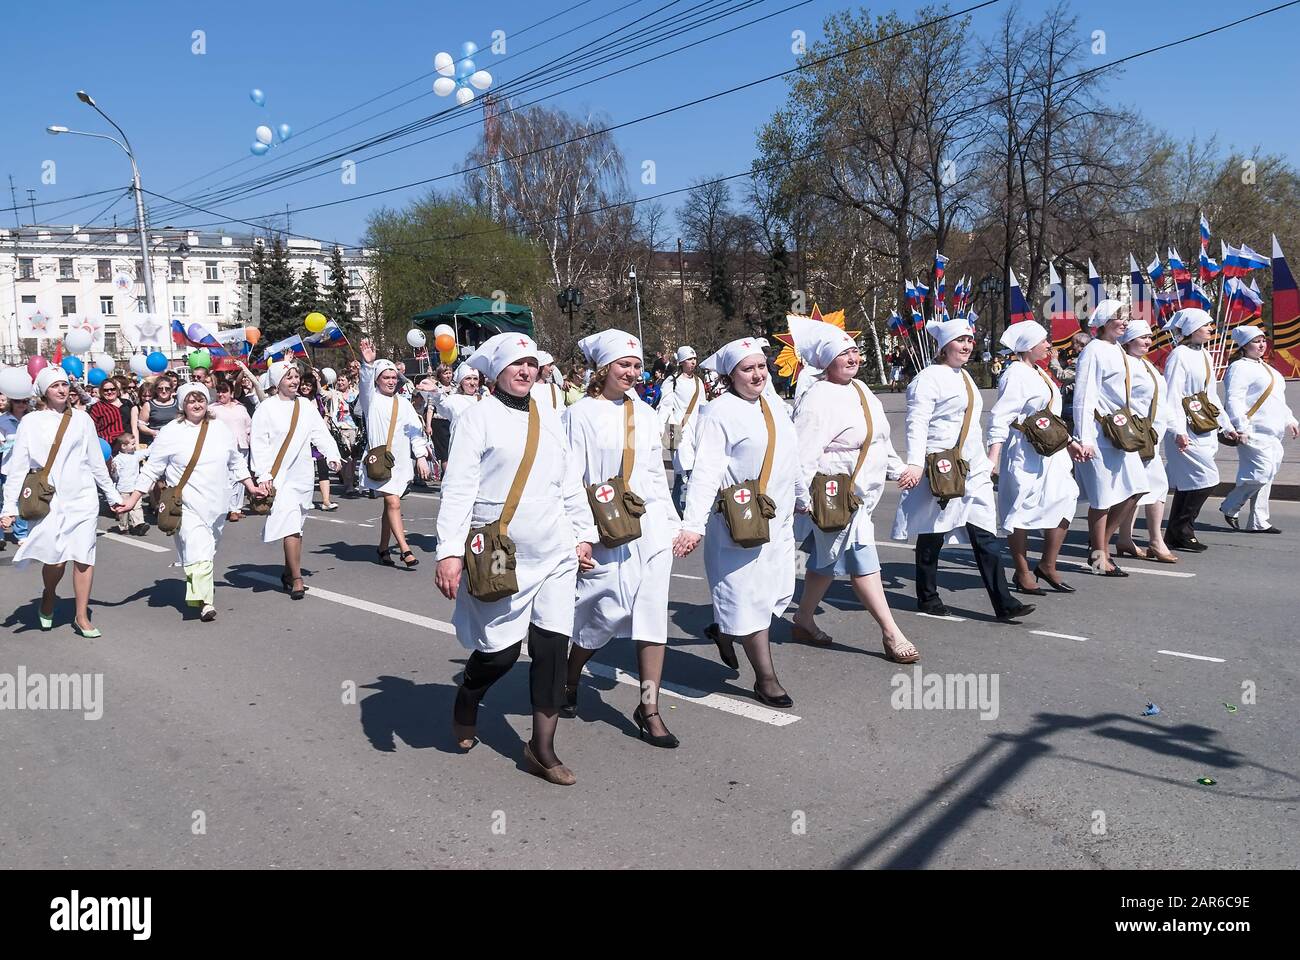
245;327;262;346
434;333;455;353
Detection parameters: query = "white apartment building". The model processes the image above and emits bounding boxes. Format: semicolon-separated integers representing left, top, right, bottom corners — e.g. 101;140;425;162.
0;225;376;363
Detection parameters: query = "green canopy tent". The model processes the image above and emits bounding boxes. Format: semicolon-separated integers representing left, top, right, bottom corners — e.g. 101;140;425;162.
411;295;535;351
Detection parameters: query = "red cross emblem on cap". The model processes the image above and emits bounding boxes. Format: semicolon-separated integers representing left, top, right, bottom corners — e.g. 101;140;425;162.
937;459;952;474
733;487;752;504
517;338;528;347
595;484;616;503
1113;413;1127;426
1035;417;1050;429
627;339;638;348
741;340;752;348
825;480;839;496
470;533;485;555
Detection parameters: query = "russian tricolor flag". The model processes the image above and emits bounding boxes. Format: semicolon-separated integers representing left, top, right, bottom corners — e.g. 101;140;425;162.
905;280;918;308
1185;282;1213;311
934;252;948;282
1223;241;1270;278
1272;235;1299;338
1224;277;1263;325
1199;210;1211;248
170;319;231;357
1128;254;1153;325
305;319;348;348
1168;246;1190;283
1008;268;1034;323
1087;259;1103;313
1198;248;1221;282
263;333;308;362
1147;254;1165;283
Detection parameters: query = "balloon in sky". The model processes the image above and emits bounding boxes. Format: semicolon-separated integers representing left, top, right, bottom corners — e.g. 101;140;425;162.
434;51;455;77
250;142;270;156
187;349;212;369
250;88;266;107
433;76;456;97
88;368;108;386
434;333;454;353
26;355;48;380
245;326;261;346
0;365;34;399
457;58;476;79
462;40;479;58
146;351;168;373
433;43;494;105
406;329;426;349
278;123;292;142
433;324;455;339
455;86;474;106
129;354;151;377
61;356;84;379
255;125;274;145
469;70;493;91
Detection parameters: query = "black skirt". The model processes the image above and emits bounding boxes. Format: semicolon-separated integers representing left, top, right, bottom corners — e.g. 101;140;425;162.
431;418;451;462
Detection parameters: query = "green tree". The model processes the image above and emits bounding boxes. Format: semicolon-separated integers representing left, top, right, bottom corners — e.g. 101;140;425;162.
758;232;793;339
294;265;323;321
257;237;298;344
326;247;353;334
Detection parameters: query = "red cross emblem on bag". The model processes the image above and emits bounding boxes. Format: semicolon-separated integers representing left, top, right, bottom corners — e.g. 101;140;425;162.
1112;413;1128;426
470;533;485;555
1188;400;1202;412
733;487;752;504
595;484;616;503
22;486;31;499
1035;417;1050;429
825;479;839;496
937;459;952;474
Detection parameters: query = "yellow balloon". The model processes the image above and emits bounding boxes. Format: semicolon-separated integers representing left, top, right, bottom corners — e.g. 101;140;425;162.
304;312;327;333
439;345;459;365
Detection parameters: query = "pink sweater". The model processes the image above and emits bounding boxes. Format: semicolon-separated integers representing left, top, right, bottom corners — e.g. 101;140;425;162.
210;400;253;449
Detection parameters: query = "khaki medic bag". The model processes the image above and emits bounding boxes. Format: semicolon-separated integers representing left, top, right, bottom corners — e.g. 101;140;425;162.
925;371;975;508
364;394;400;482
247;399;299;516
464;398;540;602
1183;350;1222;436
585;398;647;548
156;419;209;536
1013;366;1071;458
17;408;72;522
1095;353;1148;454
810;381;873;533
716;395;778;548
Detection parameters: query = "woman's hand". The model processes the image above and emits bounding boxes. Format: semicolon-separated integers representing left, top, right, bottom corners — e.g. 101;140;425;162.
358;339;377;365
116;491;143;513
1220;429;1239;443
1176;434;1191;453
1;515;14;530
435;556;463;600
415;457;432;481
1072;443;1096;462
576;542;595;571
1289;423;1299;440
672;531;702;558
897;465;923;490
326;460;341;473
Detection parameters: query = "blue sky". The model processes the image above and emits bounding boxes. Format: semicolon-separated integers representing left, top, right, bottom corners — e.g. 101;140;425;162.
3;0;1297;247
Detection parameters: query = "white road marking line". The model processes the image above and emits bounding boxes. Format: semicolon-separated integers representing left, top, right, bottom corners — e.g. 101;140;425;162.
1032;630;1087;642
97;531;170;553
1059;561;1194;579
581;662;800;727
914;612;966;622
306;515;348;524
236;571;456;633
672;573;704;581
1158;649;1226;663
357;522;374;527
405;492;440;501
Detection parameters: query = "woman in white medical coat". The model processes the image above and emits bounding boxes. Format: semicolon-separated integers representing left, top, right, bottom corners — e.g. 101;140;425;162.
562;329;679;747
435;333;597;786
673;338;806;708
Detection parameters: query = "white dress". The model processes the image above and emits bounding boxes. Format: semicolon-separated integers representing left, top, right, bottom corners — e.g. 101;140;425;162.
1129;356;1174;505
986;361;1079;533
431;392;481;429
1163;344;1232;491
658;373;707;472
1224;358;1296;487
1;409;121;568
250;395;340;543
681;392;806;636
565;394;677;649
530;380;566;415
794;379;903;570
359;362;431;496
891;365;997;542
1072;339;1150;510
435;395;595;653
134;418;250;567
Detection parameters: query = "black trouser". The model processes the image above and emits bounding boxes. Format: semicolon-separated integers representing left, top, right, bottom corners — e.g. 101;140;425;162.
1166;486;1213;544
915;524;1016;616
454;623;569;724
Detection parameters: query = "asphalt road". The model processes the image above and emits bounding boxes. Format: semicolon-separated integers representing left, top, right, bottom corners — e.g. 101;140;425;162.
1;479;1297;869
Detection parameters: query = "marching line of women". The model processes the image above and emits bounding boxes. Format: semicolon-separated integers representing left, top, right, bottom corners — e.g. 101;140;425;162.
2;301;1296;787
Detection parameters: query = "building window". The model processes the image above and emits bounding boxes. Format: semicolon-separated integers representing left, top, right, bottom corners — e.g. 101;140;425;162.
205;260;219;281
348;268;361;286
238;262;252;281
100;296;116;316
172;295;187;315
103;332;118;354
62;295;77;316
18;258;34;279
170;260;185;281
97;259;112;281
21;295;36;306
207;295;221;316
59;258;74;279
22;338;38;355
350;299;362;317
135;296;148;313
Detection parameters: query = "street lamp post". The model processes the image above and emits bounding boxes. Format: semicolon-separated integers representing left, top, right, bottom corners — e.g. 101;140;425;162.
628;267;643;346
47;90;156;315
556;286;583;338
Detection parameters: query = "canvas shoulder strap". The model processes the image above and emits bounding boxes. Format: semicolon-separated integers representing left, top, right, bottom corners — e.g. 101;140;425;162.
174;419;210;499
268;398;301;479
550;383;558;408
384;394;399;449
848;381;875;484
1119;350;1132;406
39;409;73;481
1201;349;1213;388
681;378;701;424
757;395;777;495
499;399;540;539
619;397;636;480
1245;362;1276;419
955;371;976;450
1030;363;1057;400
1143;359;1160;420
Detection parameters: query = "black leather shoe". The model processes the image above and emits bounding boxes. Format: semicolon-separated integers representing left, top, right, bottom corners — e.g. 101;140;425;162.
1168;538;1209;552
559;684;578;719
752;683;794;709
996;602;1036;623
706;623;739;670
1014;579;1047;596
1222;514;1240;530
632;704;679;748
917;601;951;617
1251;526;1283;534
1033;566;1075;593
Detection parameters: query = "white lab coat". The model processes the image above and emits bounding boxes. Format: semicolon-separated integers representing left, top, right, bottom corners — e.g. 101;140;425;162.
1224;357;1296;486
435;395;594;653
681;392;806;636
530;380;566;414
795;378;903;569
431;391;481;429
359;363;431;496
565;394;677;648
135;418;250;567
1129;356;1174;505
1072;339;1149;510
1;408;121;568
658;373;707;472
1163;344;1232;491
891;365;997;542
250;395;340;542
986;361;1079;533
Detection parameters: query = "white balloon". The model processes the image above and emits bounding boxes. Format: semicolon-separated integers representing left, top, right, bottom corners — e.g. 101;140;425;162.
455;86;474;106
93;353;116;373
129;354;150;377
434;51;455;77
0;365;35;400
406;328;427;348
469;70;493;91
255;125;274;145
321;366;337;385
433;323;455;339
433;76;457;97
65;328;93;353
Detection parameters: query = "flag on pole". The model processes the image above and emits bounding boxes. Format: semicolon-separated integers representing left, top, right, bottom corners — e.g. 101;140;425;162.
1128;254;1153;325
934;252;948;282
912;309;925;331
170;319;232;357
1168;246;1190;283
1199;210;1211;248
1008;268;1034;323
1147;254;1166;283
915;279;930;301
1223;241;1270;278
305;318;348;348
1224;277;1263;325
1087;259;1103;314
1184;282;1213;311
905;280;918;308
966;307;979;329
1270;235;1300;379
262;333;309;362
1198;248;1221;282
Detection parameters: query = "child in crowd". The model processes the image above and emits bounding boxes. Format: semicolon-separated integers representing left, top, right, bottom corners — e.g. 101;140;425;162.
109;433;149;535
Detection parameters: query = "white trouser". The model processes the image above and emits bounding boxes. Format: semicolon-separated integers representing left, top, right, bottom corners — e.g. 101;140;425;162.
1221;481;1272;531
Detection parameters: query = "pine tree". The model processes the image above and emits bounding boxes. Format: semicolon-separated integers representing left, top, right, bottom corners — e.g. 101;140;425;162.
758;232;793;339
258;237;299;344
706;259;737;323
294;265;323;320
326;247;353;335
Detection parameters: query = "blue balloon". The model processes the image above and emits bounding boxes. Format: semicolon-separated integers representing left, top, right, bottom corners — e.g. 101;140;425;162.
278;123;292;142
250;88;266;107
146;351;168;373
61;356;84;379
99;438;112;461
250;141;270;156
462;40;479;59
457;58;476;79
88;368;108;386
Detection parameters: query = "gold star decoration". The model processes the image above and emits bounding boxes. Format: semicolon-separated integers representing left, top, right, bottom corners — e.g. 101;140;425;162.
773;303;859;380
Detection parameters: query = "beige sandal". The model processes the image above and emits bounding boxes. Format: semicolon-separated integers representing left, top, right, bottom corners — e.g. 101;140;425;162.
791;622;833;647
883;636;921;664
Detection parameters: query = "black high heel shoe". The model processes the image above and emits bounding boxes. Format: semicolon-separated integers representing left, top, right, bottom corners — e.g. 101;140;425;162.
752;682;794;709
1033;566;1075;593
633;704;679;748
1014;578;1047;596
705;623;739;671
288;576;307;600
